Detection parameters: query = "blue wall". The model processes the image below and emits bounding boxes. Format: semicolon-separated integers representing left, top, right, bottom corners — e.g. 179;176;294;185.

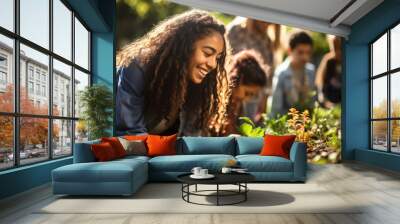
0;0;115;200
0;158;72;199
344;0;400;171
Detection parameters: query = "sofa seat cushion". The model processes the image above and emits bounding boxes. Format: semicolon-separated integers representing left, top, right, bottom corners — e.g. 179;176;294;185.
116;155;150;163
52;159;147;183
149;154;235;172
236;155;293;172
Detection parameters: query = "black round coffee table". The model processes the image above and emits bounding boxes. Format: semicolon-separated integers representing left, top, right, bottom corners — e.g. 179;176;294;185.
177;173;255;206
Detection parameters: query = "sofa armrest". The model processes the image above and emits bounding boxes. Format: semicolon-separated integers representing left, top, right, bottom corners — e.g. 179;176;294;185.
73;140;100;163
289;141;307;181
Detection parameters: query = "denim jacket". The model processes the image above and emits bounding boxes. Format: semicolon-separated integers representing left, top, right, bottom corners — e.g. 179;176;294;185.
270;58;316;117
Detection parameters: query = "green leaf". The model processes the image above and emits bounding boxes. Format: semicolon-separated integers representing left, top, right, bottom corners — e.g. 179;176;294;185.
238;117;255;127
238;123;253;136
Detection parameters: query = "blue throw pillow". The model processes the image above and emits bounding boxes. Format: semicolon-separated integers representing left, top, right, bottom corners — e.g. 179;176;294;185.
236;137;263;155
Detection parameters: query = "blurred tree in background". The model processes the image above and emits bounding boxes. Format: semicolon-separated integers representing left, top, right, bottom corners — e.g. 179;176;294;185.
117;0;188;49
117;0;329;62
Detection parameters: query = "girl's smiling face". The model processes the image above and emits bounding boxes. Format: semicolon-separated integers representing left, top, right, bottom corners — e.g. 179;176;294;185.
187;31;225;84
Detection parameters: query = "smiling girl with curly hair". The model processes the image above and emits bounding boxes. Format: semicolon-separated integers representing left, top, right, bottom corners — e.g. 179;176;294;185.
116;10;231;136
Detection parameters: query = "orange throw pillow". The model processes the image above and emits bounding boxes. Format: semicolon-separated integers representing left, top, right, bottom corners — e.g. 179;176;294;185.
260;134;296;159
146;134;177;157
91;142;118;161
101;137;126;158
124;135;148;141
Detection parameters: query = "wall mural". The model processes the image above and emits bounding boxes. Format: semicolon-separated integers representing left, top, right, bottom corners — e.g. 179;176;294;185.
115;0;342;164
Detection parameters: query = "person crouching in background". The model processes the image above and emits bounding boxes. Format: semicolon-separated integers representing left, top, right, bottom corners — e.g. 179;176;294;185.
225;50;270;134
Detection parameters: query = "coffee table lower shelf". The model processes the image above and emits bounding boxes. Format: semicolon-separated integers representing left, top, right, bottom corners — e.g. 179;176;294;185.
181;183;249;206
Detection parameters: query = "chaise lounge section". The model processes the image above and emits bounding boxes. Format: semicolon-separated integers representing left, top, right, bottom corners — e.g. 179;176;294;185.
52;136;307;196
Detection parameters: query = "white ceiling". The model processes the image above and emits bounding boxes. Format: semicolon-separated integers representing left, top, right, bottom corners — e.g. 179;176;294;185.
228;0;353;23
171;0;384;38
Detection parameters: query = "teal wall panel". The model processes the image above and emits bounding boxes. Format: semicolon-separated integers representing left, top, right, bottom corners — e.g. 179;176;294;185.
344;0;400;172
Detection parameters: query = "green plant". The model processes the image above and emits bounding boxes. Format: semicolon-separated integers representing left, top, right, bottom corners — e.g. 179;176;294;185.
237;117;265;137
79;84;113;140
237;105;342;164
263;113;288;135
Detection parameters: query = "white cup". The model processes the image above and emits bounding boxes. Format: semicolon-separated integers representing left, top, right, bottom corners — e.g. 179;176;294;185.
221;167;232;174
191;167;202;176
200;169;208;176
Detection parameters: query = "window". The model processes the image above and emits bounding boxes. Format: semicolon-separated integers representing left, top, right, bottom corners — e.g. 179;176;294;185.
42;85;46;97
74;69;89;118
53;119;72;158
0;54;7;67
35;70;41;81
0;53;8;87
36;83;40;95
28;67;34;80
0;0;14;32
74;17;90;70
370;23;400;154
53;0;72;60
53;59;72;117
74;69;89;142
28;81;34;94
20;0;49;49
0;71;7;85
0;34;13;113
0;116;13;170
0;0;91;170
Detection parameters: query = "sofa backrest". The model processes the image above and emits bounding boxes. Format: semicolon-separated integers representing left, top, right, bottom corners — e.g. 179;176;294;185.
177;137;236;155
235;137;263;155
73;139;100;163
74;136;266;162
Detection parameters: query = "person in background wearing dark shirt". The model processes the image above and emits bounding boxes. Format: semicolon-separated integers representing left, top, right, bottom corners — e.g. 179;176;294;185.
315;35;342;108
116;10;230;136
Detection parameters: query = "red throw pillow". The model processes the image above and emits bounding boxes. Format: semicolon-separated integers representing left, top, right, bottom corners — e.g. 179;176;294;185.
91;142;118;161
146;134;177;157
101;137;126;158
260;134;296;159
124;135;148;141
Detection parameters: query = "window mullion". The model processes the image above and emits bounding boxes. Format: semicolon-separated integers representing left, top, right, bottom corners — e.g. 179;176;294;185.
49;0;54;160
71;10;76;156
13;0;20;167
388;29;391;153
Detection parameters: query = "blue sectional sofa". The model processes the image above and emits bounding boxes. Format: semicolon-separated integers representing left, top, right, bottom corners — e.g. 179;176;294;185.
52;137;307;196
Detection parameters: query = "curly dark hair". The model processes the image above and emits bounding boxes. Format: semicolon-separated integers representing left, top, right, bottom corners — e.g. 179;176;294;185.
228;50;268;88
116;10;230;135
